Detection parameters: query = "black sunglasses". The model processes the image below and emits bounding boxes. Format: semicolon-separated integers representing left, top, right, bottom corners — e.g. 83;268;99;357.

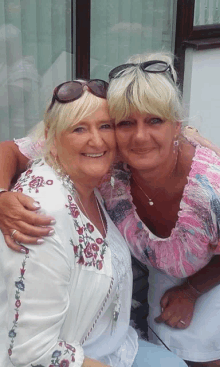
109;60;174;82
47;79;109;111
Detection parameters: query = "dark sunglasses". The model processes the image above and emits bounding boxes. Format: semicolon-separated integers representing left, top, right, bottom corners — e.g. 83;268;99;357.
109;60;174;82
47;79;109;111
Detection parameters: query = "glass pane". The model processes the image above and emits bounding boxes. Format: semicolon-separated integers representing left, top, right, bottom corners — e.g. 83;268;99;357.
90;0;177;80
194;0;220;26
0;0;73;141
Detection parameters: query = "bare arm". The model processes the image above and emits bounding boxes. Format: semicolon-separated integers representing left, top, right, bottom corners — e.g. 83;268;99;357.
155;255;220;328
0;141;54;252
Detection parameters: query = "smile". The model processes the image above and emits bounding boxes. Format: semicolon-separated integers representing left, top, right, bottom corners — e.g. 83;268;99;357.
82;152;106;158
131;149;153;154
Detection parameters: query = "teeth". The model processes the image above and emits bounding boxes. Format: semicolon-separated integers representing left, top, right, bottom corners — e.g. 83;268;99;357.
84;153;105;157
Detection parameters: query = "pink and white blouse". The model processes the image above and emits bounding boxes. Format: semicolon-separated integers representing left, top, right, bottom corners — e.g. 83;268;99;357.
100;145;220;278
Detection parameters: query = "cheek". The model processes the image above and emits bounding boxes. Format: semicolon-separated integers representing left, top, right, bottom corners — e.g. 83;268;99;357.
115;131;130;149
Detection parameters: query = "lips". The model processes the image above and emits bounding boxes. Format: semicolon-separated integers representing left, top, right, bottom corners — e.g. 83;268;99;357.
131;148;153;154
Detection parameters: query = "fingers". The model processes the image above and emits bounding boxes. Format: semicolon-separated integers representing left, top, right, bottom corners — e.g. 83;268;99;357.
4;234;29;254
155;307;193;329
160;294;169;309
7;227;55;244
17;193;42;211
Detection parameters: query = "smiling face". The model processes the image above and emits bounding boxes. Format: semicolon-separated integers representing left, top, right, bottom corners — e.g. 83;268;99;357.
52;99;116;186
115;111;180;172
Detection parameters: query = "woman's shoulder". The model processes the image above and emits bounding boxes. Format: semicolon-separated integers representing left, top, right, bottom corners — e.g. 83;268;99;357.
12;159;66;210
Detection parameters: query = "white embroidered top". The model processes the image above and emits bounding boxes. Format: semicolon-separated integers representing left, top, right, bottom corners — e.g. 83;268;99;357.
0;159;138;367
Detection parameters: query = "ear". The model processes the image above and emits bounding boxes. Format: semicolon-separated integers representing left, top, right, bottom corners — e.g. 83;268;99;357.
50;137;58;158
44;127;48;139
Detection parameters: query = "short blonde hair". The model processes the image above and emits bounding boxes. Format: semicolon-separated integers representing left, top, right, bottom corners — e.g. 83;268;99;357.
107;52;183;124
29;81;107;160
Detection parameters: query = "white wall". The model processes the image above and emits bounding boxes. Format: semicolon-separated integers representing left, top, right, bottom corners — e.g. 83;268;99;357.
183;47;220;146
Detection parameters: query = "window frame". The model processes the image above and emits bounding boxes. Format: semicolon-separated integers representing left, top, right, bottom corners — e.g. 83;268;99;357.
175;0;220;87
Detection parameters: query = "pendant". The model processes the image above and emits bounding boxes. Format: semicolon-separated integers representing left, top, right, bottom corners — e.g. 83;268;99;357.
149;200;154;206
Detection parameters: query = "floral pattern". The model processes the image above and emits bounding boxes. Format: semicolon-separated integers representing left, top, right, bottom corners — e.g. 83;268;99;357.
8;253;29;357
66;195;108;270
30;341;76;367
13;164;53;194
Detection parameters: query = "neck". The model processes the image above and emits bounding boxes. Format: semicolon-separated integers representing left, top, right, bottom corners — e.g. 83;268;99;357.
131;150;179;190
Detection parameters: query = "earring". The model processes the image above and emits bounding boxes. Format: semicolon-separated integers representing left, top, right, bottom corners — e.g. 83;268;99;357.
173;137;179;153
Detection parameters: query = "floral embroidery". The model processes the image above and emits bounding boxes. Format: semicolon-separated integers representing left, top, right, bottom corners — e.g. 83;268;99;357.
66;195;108;270
30;341;76;366
13;164;53;194
8;253;29;356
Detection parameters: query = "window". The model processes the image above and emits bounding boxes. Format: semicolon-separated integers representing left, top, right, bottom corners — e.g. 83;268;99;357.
0;0;74;141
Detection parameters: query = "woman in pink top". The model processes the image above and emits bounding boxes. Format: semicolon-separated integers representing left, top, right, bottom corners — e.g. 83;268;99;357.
0;53;220;366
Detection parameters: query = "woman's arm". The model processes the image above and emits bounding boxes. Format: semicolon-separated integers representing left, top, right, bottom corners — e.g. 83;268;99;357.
155;255;220;328
0;141;53;251
183;126;220;156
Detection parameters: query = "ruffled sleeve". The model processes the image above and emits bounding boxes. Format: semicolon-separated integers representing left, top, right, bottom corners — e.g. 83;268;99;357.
14;135;45;160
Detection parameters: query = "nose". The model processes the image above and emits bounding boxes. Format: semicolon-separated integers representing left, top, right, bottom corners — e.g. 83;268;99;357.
133;121;150;143
89;128;105;148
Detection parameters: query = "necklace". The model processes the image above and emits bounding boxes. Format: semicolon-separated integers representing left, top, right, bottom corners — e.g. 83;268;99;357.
77;193;107;238
132;150;179;207
52;160;106;236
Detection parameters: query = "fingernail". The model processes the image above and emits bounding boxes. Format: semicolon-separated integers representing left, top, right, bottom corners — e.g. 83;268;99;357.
50;219;56;225
33;201;41;208
20;248;29;254
37;239;44;244
48;229;55;236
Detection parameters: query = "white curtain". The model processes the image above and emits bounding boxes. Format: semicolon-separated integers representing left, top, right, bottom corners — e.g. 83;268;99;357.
0;0;72;141
90;0;177;80
194;0;220;26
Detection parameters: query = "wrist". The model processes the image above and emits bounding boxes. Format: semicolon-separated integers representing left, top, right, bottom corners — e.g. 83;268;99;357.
187;278;203;295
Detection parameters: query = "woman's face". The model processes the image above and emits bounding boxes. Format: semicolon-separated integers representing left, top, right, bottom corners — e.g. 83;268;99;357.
115;111;180;172
52;99;116;185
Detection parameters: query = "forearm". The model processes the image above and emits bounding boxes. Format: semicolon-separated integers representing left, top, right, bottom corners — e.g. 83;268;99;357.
187;255;220;295
83;357;110;367
0;141;28;189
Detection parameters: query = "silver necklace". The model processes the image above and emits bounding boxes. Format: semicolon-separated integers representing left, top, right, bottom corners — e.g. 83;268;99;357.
133;176;155;206
132;150;179;207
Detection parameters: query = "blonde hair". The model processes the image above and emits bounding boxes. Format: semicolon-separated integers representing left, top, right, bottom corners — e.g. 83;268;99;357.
107;52;184;124
28;81;106;161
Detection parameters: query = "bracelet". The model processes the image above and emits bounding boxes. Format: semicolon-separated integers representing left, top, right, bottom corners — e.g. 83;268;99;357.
187;278;203;296
0;188;8;194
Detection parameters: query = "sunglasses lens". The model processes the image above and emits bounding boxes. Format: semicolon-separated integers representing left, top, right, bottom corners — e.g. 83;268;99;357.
88;80;108;98
143;62;168;72
57;82;83;102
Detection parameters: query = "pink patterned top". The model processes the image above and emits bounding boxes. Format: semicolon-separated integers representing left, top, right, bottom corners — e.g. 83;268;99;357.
15;138;220;279
100;146;220;278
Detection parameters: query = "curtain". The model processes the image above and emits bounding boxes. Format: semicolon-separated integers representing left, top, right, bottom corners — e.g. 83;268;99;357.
0;0;72;141
90;0;177;80
194;0;220;25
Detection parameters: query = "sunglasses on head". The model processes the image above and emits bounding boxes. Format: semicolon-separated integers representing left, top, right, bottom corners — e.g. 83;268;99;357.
47;79;109;111
108;60;174;82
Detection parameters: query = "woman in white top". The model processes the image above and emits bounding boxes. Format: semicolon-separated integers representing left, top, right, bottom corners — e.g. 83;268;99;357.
0;79;187;367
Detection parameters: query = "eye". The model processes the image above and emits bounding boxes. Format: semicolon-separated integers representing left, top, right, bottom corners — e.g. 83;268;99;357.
116;120;133;128
72;126;85;133
100;122;114;130
149;117;164;125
